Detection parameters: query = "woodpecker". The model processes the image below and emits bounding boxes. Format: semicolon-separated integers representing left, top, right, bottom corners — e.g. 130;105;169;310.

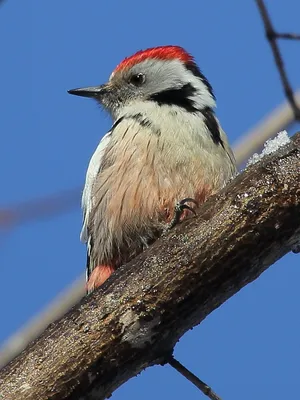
68;45;237;293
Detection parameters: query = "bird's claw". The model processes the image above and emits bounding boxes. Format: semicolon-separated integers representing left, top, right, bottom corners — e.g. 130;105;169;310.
165;197;198;232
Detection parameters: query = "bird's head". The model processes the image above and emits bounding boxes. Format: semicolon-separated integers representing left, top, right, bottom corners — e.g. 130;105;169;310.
68;45;216;120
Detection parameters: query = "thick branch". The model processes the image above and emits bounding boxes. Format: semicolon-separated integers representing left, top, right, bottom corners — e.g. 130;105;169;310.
1;133;300;400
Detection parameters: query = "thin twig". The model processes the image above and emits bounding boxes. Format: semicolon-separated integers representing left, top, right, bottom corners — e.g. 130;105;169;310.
276;32;300;40
0;187;80;229
255;0;300;120
167;356;222;400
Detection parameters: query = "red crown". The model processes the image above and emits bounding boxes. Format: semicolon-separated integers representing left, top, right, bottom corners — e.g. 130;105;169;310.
114;46;193;73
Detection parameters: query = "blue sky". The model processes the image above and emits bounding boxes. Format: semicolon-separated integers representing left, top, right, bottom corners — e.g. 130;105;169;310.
1;1;300;399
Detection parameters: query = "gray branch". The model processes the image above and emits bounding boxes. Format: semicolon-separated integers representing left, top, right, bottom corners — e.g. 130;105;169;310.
1;133;300;400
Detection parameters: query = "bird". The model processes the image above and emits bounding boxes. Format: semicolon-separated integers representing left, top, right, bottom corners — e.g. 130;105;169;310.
68;45;237;293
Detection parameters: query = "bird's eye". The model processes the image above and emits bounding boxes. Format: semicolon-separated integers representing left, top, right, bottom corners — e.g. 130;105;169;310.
129;73;146;86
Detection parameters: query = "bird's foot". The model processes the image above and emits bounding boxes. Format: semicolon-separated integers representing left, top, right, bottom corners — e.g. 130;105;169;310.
86;265;115;294
165;197;198;232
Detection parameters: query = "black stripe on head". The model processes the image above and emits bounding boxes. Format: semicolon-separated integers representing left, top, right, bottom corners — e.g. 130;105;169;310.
202;106;223;146
149;83;199;112
185;62;215;101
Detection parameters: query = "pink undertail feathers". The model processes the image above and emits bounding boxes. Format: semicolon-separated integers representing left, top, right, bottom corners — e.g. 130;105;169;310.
86;265;116;293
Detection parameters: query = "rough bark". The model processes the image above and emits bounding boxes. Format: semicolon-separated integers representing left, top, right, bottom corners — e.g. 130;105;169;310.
1;133;300;400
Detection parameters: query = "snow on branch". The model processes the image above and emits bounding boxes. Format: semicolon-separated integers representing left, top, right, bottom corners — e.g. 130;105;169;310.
246;130;290;166
1;132;300;400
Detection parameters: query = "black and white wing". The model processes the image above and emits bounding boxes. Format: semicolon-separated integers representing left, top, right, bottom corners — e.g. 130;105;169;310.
81;131;111;281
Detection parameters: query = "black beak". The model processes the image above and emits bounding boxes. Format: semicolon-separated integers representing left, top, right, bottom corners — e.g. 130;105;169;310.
67;84;107;98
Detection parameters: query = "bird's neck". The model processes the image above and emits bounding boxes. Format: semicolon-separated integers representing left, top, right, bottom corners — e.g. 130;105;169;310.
116;99;208;124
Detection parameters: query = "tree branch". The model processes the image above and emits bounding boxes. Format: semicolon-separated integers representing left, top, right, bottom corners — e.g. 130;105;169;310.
167;356;221;400
1;133;300;400
275;32;300;40
255;0;300;120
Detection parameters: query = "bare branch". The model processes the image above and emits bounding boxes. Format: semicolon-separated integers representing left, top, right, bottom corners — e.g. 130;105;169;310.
0;187;80;229
167;356;222;400
233;90;300;164
276;32;300;40
255;0;300;120
1;132;299;400
0;276;85;369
